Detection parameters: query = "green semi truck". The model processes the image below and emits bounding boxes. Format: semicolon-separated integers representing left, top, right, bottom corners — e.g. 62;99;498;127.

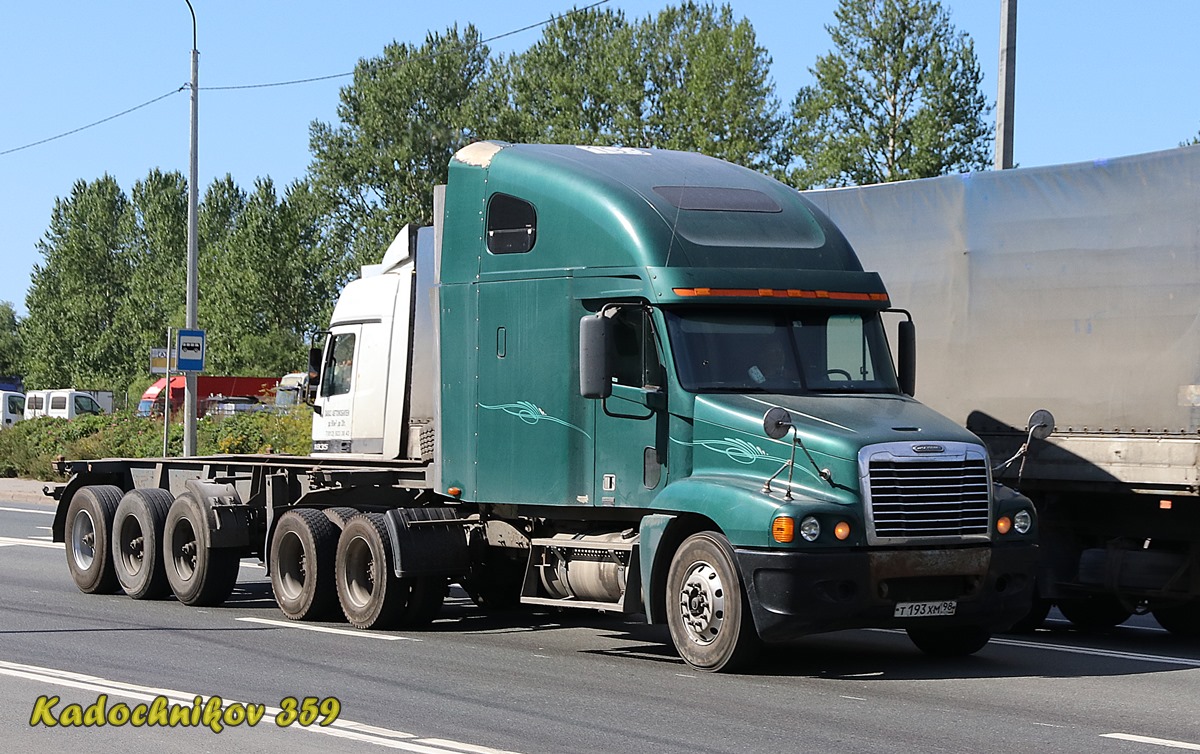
51;142;1037;671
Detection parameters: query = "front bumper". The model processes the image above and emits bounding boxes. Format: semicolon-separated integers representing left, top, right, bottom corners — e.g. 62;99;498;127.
736;543;1038;643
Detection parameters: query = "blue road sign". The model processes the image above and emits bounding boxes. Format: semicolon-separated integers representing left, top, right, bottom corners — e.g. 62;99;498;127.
175;329;206;372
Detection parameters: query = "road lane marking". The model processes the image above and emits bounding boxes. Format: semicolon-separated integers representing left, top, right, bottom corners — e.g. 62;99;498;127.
0;536;62;549
988;636;1200;667
0;506;54;515
1103;733;1200;750
868;629;1200;667
0;659;522;753
237;616;422;642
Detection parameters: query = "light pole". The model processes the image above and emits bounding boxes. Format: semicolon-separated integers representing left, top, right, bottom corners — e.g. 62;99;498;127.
183;0;199;455
995;0;1017;170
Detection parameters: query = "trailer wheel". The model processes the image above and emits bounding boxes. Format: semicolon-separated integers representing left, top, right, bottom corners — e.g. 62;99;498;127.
64;485;124;594
111;488;174;600
270;509;339;621
665;531;760;672
1152;601;1200;637
906;626;992;656
164;492;240;606
1058;595;1132;630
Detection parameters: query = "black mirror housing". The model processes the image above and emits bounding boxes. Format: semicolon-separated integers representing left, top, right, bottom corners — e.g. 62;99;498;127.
897;319;916;397
579;314;613;399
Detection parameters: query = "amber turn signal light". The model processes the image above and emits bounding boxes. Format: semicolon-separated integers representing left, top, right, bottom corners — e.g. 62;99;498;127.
996;516;1012;535
834;521;851;540
772;516;795;543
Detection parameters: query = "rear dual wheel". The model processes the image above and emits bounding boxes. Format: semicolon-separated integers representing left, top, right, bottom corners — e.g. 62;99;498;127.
270;509;339;621
334;513;444;629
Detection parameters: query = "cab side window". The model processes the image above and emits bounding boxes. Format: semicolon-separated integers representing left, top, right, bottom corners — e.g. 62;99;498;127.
611;307;664;389
486;194;537;254
321;333;356;397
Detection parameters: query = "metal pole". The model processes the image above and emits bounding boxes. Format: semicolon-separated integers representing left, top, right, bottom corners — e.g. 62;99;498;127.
163;329;172;457
995;0;1018;170
184;0;199;455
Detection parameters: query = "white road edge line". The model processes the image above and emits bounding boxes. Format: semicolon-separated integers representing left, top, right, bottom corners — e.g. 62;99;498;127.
0;536;62;549
236;616;422;642
1103;733;1200;750
0;660;521;754
0;506;54;515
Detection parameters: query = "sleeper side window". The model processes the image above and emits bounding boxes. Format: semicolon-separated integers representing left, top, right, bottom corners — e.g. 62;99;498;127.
486;193;537;254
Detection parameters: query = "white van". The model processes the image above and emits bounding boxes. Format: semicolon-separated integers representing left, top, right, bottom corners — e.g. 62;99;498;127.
24;389;110;420
1;390;23;428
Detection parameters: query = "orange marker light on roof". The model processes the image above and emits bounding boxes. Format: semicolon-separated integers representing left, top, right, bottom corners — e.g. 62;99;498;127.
672;287;889;303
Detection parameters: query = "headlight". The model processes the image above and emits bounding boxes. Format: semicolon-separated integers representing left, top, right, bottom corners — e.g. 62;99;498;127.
1014;509;1032;534
800;516;821;542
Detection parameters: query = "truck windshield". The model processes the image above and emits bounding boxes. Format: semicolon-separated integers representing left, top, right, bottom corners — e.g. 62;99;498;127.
663;308;900;394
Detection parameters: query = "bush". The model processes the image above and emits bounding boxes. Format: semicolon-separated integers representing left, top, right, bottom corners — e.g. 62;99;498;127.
0;406;314;479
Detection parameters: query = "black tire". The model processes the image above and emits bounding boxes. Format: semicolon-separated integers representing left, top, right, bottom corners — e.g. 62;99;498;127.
462;550;526;610
111;488;174;600
1058;595;1132;630
270;509;340;621
1002;580;1053;634
906;626;992;657
163;492;240;606
665;531;760;672
335;514;445;629
323;507;359;529
907;629;993;657
1153;601;1200;637
64;485;124;594
336;513;404;629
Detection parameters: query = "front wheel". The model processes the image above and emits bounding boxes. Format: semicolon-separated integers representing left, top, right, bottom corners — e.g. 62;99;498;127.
64;485;124;594
906;626;992;657
665;531;760;672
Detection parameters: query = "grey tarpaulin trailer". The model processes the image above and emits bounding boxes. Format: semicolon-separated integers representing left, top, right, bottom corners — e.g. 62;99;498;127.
806;145;1200;634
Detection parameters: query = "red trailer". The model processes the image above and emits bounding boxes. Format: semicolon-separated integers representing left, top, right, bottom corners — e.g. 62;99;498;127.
136;376;279;417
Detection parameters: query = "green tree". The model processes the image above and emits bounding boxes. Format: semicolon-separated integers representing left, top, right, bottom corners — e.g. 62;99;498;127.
0;302;21;377
639;2;786;173
115;169;189;385
786;0;991;188
200;178;326;376
500;7;644;146
308;25;495;270
22;176;130;390
1184;129;1200;147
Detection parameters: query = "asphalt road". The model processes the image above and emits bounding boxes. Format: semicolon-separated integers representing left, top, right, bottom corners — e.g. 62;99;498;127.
3;497;1200;753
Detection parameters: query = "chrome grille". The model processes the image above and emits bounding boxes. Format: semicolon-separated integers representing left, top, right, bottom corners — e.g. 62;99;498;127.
861;443;991;543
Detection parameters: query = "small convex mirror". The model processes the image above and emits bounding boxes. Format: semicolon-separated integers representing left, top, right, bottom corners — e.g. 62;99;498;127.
763;406;794;440
1027;409;1055;440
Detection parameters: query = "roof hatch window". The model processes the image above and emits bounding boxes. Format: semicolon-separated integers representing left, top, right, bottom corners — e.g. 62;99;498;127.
487;193;537;254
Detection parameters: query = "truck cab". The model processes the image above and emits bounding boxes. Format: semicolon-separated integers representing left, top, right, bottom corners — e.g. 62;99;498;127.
308;142;1038;669
1;390;23;428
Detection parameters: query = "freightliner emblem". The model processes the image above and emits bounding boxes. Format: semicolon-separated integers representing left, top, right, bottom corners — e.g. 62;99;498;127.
912;444;945;454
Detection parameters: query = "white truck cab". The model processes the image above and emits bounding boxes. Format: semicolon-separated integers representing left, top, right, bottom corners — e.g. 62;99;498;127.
1;391;23;427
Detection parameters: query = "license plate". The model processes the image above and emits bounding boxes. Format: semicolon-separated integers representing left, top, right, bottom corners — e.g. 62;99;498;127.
894;600;957;618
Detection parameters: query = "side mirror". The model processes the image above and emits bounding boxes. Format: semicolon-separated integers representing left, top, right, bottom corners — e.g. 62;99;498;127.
897;319;916;397
307;347;323;387
579;314;612;399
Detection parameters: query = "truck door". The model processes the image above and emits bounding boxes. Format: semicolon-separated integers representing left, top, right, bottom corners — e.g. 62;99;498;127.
591;306;668;507
3;393;21;426
314;327;359;452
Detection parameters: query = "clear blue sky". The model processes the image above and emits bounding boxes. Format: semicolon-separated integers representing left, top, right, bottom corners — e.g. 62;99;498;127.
2;1;1198;317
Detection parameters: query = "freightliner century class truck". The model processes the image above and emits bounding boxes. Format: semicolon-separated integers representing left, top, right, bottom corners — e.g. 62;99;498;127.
50;142;1038;671
806;145;1200;636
